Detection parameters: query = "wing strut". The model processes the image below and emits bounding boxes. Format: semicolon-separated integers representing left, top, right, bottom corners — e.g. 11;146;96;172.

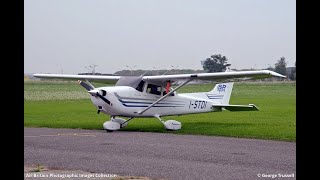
137;79;192;114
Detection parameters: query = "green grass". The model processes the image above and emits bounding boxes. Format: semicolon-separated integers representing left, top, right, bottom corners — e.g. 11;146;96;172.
24;81;296;141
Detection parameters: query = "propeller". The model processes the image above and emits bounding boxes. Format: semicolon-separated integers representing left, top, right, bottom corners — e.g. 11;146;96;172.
78;80;111;105
78;80;93;91
93;90;111;105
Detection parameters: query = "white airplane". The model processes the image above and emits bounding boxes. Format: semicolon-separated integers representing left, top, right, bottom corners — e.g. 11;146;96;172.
34;70;285;132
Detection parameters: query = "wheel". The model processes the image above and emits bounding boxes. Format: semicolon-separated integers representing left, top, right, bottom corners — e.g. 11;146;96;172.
111;118;128;128
103;121;120;131
164;120;182;130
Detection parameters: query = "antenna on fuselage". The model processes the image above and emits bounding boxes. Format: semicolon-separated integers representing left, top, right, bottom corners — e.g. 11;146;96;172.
140;71;149;77
139;67;156;77
125;65;137;76
162;65;178;76
161;70;169;76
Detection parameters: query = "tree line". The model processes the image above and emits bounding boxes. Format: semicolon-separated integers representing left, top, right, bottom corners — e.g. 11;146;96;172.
202;54;296;80
80;54;296;80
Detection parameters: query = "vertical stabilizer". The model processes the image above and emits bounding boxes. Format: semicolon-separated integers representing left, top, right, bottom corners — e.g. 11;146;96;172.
207;82;234;104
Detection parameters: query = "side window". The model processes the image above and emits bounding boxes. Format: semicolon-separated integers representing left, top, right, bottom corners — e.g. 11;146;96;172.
146;84;161;95
163;89;175;96
136;81;145;92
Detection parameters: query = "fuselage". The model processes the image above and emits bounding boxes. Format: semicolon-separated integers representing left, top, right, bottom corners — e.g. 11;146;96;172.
90;86;222;117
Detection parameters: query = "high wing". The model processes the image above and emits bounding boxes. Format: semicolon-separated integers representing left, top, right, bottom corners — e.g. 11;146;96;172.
142;70;285;84
34;70;285;84
33;74;121;84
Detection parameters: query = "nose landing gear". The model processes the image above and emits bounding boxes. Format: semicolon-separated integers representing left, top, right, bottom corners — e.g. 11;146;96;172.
103;116;134;132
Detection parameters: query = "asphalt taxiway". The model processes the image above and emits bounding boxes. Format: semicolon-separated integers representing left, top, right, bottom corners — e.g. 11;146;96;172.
24;128;296;180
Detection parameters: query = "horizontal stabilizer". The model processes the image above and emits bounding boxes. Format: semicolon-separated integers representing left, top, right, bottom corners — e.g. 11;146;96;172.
213;104;259;111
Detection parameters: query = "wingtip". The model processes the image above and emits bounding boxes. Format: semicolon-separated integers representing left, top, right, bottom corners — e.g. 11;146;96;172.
272;72;286;78
262;70;286;78
249;104;259;111
32;73;40;78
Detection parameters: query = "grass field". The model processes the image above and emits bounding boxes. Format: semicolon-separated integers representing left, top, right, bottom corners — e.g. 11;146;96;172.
24;80;296;141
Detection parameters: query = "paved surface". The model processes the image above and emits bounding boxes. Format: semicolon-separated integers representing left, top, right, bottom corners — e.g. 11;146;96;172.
24;128;296;180
24;165;151;180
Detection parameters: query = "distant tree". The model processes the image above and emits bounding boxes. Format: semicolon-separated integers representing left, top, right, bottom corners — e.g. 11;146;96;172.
287;60;296;80
274;57;287;76
294;60;296;73
202;54;231;73
289;61;296;80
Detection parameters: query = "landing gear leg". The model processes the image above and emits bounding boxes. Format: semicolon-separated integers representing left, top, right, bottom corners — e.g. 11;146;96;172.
154;115;182;131
119;117;134;128
103;116;135;132
155;115;165;124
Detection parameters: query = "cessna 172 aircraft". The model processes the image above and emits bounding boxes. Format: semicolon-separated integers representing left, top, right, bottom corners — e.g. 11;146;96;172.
34;70;285;132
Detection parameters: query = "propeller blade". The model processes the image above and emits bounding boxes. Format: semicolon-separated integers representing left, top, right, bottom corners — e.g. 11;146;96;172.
78;80;93;91
79;81;111;105
96;93;111;105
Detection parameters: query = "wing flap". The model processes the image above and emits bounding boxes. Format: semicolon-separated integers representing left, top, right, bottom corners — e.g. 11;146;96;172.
213;104;259;111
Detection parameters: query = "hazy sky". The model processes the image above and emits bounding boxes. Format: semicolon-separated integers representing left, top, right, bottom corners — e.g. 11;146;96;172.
24;0;296;74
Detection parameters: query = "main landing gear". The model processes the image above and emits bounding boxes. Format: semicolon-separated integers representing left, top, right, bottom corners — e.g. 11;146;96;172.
154;115;182;131
103;115;182;132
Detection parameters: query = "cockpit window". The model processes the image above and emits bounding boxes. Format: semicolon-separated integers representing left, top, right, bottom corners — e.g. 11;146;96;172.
136;81;145;92
146;84;162;95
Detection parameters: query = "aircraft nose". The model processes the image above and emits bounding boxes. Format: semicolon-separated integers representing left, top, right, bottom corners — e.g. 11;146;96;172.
88;89;99;96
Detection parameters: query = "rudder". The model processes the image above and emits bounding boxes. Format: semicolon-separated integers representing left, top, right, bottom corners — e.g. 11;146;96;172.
207;82;234;104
